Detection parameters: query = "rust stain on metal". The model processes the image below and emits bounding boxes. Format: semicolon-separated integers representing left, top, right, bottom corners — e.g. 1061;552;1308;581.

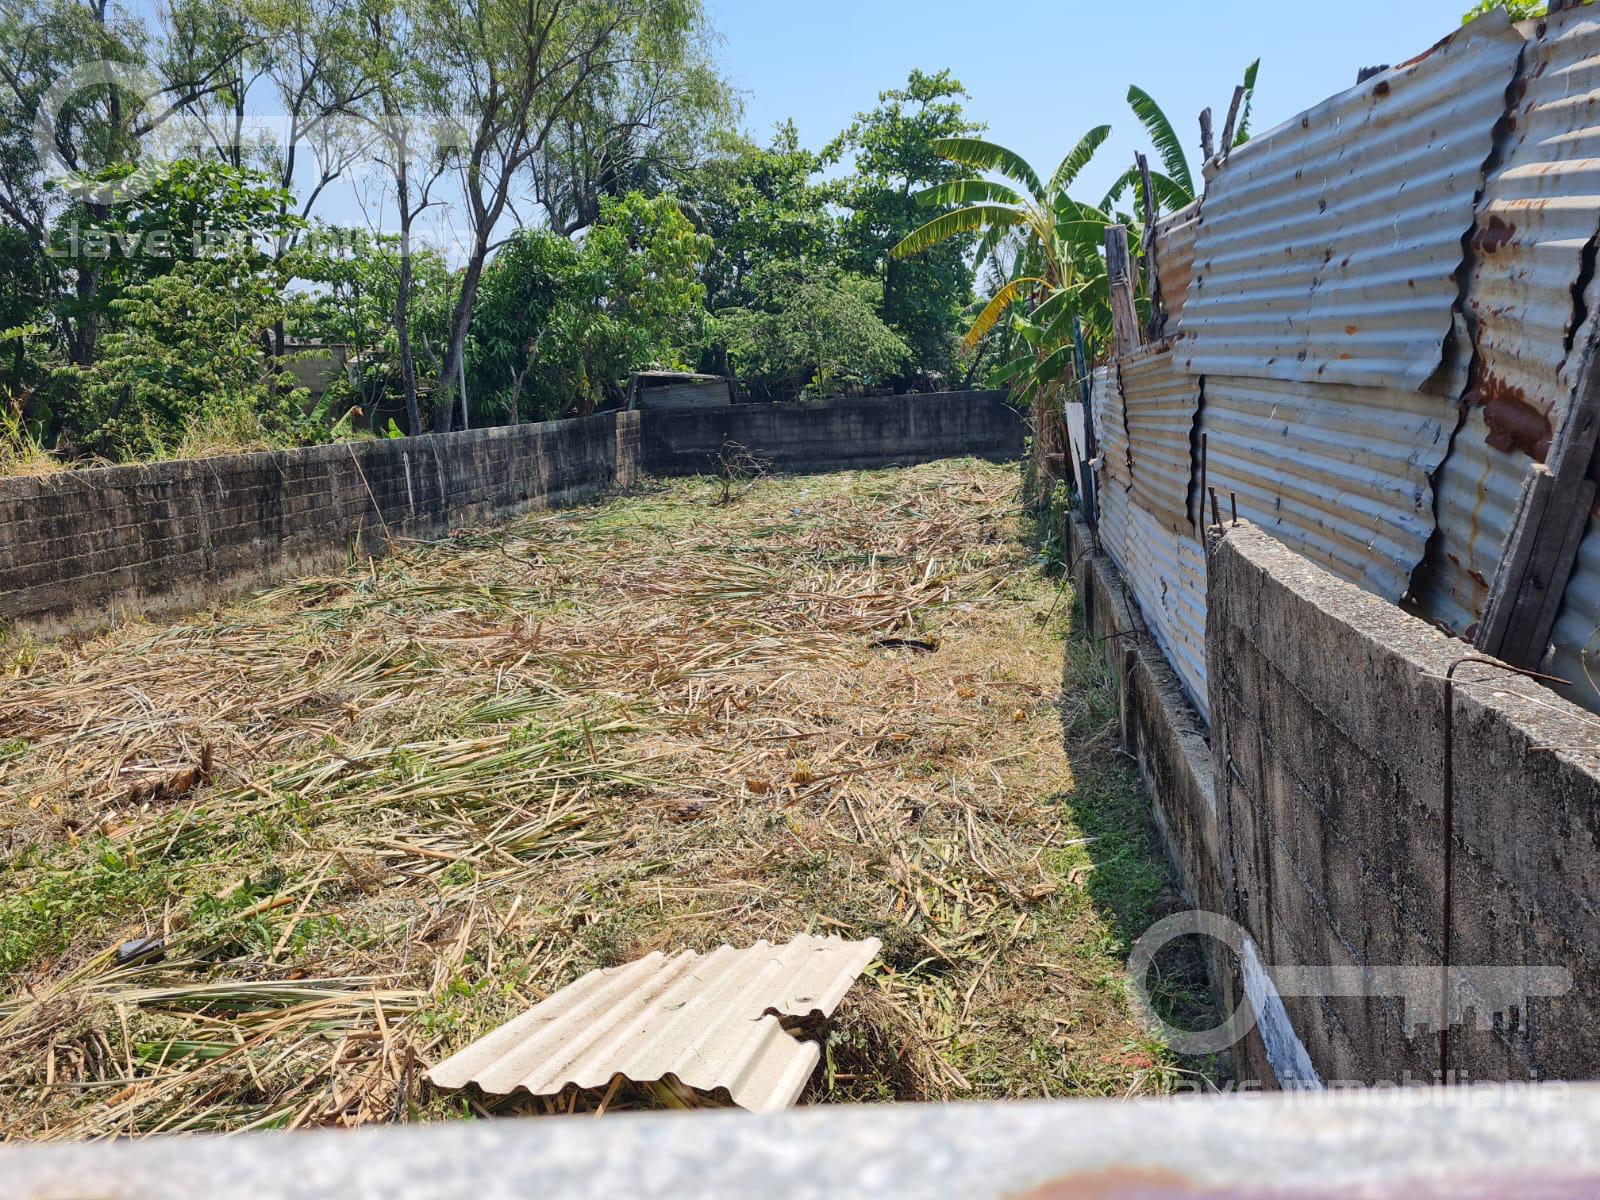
424;934;879;1113
1475;374;1553;460
1471;214;1517;254
1008;1166;1198;1199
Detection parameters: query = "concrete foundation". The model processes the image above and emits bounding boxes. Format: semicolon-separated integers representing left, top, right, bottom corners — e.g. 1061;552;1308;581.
1209;523;1600;1084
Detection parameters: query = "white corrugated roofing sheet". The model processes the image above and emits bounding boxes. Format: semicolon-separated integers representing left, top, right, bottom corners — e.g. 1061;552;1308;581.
1091;365;1133;576
1178;11;1523;390
1194;373;1454;601
1120;346;1201;535
425;935;879;1114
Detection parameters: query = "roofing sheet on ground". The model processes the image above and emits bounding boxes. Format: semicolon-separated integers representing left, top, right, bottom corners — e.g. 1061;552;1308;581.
424;935;880;1114
1178;10;1523;390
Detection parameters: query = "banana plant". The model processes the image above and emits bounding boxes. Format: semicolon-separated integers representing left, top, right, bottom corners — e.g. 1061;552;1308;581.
1105;59;1260;212
891;128;1132;499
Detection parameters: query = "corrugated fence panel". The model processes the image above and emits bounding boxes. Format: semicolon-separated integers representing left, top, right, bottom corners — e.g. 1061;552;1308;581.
1178;10;1522;390
1120;346;1201;535
1153;199;1201;337
1410;406;1523;637
1091;365;1133;577
1415;9;1600;647
1124;502;1210;720
1466;6;1600;462
1549;516;1600;711
1194;374;1454;600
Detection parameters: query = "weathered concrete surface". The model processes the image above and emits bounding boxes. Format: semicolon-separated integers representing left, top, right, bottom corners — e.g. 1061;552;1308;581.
1209;522;1600;1083
1;392;1020;636
640;391;1023;476
0;413;642;635
5;1084;1598;1200
1063;513;1310;1089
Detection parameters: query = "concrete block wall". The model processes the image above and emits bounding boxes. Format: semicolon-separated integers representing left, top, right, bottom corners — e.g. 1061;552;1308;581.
640;390;1022;475
0;413;641;633
1209;522;1600;1083
1;393;1023;635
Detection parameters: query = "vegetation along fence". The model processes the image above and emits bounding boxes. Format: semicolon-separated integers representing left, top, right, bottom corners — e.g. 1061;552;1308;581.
1079;5;1600;718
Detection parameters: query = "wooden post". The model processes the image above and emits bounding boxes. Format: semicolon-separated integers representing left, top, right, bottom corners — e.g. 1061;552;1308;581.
1199;108;1214;165
1136;153;1164;341
1104;224;1139;358
1219;85;1246;158
1477;326;1600;667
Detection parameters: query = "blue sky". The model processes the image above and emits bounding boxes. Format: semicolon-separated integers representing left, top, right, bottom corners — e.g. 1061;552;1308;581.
708;0;1474;204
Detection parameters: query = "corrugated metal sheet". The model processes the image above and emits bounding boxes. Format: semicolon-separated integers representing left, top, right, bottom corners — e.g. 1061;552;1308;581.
1123;501;1209;719
1120;346;1201;535
1194;374;1455;600
1410;406;1523;638
1415;10;1600;647
1152;199;1201;337
424;935;879;1113
1465;6;1600;462
1178;11;1523;390
1548;511;1600;710
1091;365;1132;576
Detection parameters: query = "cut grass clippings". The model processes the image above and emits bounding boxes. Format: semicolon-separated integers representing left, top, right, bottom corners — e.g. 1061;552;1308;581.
0;459;1214;1139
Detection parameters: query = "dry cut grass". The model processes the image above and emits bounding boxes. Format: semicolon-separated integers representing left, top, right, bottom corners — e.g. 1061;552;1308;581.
0;459;1208;1140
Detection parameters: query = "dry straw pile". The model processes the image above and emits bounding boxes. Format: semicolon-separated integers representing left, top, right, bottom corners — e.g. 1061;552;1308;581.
0;459;1196;1138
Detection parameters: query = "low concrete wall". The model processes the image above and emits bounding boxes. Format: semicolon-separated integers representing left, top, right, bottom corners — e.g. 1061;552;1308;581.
1;413;642;633
1;392;1020;635
1209;522;1600;1083
640;390;1023;475
1062;513;1312;1089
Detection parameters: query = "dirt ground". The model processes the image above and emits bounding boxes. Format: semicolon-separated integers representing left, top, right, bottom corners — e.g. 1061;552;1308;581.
0;459;1212;1139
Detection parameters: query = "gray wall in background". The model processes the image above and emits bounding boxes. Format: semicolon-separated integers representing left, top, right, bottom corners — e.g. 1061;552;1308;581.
640;390;1022;476
1209;522;1600;1084
0;393;1023;635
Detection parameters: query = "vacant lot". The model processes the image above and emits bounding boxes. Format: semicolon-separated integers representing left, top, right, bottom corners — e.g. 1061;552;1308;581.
0;459;1204;1139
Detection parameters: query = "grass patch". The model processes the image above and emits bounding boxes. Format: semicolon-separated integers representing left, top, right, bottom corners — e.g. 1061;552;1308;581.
1;459;1212;1138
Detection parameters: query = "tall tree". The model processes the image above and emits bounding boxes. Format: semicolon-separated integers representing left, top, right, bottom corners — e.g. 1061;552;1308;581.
678;123;835;317
828;68;980;389
422;0;706;432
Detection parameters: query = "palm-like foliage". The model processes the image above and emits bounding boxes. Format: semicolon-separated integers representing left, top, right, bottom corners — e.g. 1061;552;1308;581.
891;128;1131;498
1105;59;1260;212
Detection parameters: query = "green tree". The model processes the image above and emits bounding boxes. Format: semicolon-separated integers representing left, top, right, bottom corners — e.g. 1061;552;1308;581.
469;191;709;420
1107;59;1259;211
719;262;909;401
891;130;1119;496
678;124;836;316
828;68;981;389
69;251;307;457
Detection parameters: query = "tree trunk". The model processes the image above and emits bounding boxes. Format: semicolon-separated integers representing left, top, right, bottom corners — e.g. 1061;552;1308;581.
395;236;420;436
433;244;488;433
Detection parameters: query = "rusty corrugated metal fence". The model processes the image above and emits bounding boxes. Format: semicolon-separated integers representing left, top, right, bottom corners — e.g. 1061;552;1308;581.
1087;6;1600;720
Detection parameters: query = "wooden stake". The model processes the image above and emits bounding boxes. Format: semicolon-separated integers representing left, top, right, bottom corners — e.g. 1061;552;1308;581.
1219;85;1246;157
1478;318;1600;666
1136;154;1164;340
1199;108;1214;165
1103;225;1139;358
